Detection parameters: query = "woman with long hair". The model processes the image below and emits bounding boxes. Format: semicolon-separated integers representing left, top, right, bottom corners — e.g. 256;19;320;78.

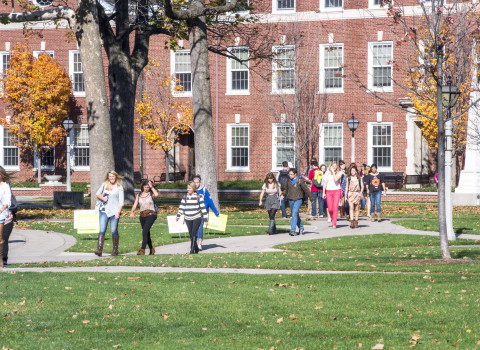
193;174;219;250
176;182;208;254
339;160;347;218
322;161;344;228
346;164;364;228
259;172;281;235
363;166;371;217
130;180;159;255
0;169;11;269
366;164;386;222
94;171;124;257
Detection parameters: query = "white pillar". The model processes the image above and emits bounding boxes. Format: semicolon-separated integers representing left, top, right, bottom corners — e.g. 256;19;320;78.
455;92;480;205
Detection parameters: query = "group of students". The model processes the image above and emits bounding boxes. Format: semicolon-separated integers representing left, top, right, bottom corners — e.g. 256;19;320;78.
258;160;387;233
93;170;218;257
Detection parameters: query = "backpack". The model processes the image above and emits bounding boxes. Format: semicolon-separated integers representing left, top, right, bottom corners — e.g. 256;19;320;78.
278;169;289;188
312;169;323;188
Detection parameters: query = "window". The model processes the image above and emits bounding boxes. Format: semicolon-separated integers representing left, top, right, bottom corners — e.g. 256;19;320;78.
320;44;343;92
0;126;19;170
322;0;343;10
33;0;53;7
319;123;343;164
368;122;392;171
171;50;192;95
33;50;54;59
227;124;249;171
72;125;90;169
272;124;295;169
227;0;249;14
34;146;55;170
273;0;295;12
227;47;249;94
0;52;10;90
368;42;393;91
69;50;85;96
369;0;382;7
272;46;295;93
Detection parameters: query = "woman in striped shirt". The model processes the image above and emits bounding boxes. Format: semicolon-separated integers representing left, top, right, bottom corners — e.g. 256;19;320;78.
176;182;208;254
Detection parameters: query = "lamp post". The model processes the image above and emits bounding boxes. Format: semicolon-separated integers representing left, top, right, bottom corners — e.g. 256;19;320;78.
62;118;74;192
347;113;359;163
442;77;460;241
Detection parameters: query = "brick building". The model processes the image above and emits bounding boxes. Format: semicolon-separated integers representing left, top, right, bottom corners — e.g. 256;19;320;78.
0;0;430;184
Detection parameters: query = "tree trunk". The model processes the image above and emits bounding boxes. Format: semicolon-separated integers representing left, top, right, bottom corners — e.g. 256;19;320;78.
189;17;220;210
436;49;451;259
165;150;170;184
74;0;115;208
108;55;138;203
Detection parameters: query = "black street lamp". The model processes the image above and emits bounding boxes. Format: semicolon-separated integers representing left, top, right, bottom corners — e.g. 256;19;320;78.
346;113;360;162
62;118;74;192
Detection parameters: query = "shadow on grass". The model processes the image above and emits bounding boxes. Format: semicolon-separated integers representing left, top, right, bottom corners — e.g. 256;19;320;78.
455;227;473;235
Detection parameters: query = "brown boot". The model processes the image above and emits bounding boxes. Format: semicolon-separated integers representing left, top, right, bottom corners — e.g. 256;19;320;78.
94;235;105;257
377;214;381;222
355;220;359;228
350;220;354;229
371;215;375;222
111;236;119;256
340;206;344;218
137;249;145;255
149;248;155;255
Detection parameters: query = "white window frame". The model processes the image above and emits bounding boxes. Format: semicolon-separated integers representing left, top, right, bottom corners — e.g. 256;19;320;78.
33;50;54;59
272;123;295;171
368;41;393;92
69;50;85;97
226;123;250;172
320;0;343;12
0;125;20;171
0;51;11;92
368;0;382;9
170;50;192;97
319;123;343;165
272;0;295;13
33;146;55;171
226;47;249;95
367;122;393;172
319;44;344;93
272;45;295;94
71;124;90;171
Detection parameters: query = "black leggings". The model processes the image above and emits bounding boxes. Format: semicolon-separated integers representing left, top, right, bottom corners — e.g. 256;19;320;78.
267;209;277;220
185;218;201;253
2;221;14;264
139;215;156;249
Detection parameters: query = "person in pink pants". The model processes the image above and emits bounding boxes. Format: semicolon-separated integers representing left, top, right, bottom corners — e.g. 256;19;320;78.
322;161;345;228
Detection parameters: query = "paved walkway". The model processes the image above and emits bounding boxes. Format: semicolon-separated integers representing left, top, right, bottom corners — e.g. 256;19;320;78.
3;216;479;274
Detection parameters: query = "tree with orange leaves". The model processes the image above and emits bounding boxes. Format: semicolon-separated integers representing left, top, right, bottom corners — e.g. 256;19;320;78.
1;43;73;183
135;64;193;184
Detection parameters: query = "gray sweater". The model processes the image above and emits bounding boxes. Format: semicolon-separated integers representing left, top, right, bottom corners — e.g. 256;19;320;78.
95;183;124;217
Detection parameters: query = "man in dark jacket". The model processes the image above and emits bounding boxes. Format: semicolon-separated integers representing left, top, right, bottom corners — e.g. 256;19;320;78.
281;168;313;236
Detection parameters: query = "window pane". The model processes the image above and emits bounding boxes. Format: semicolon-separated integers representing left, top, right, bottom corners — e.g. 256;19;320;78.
372;124;392;168
232;71;248;90
41;147;55;168
3;128;18;167
74;126;90;167
325;0;342;7
275;125;295;167
176;73;191;92
231;126;248;167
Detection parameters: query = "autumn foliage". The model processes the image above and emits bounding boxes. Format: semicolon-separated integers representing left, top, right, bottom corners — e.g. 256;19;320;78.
0;43;73;151
135;62;193;153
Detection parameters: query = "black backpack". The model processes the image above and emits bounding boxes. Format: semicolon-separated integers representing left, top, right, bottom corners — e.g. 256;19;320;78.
278;169;289;188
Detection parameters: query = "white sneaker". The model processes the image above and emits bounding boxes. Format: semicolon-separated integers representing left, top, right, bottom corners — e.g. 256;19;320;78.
327;218;331;223
319;215;324;218
198;242;203;250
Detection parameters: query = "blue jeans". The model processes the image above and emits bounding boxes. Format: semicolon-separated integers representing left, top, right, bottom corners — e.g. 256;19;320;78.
288;199;304;232
197;217;205;242
280;198;288;218
360;193;366;210
99;211;119;236
370;191;382;214
311;191;324;216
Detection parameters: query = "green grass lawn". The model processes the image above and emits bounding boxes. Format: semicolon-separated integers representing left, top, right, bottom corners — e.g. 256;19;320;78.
1;271;479;349
17;234;480;274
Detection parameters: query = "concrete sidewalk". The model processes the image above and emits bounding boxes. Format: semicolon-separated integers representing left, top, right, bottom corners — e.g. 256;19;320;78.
4;215;479;267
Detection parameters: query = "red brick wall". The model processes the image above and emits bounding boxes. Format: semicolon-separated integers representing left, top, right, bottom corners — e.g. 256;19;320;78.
1;0;418;184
